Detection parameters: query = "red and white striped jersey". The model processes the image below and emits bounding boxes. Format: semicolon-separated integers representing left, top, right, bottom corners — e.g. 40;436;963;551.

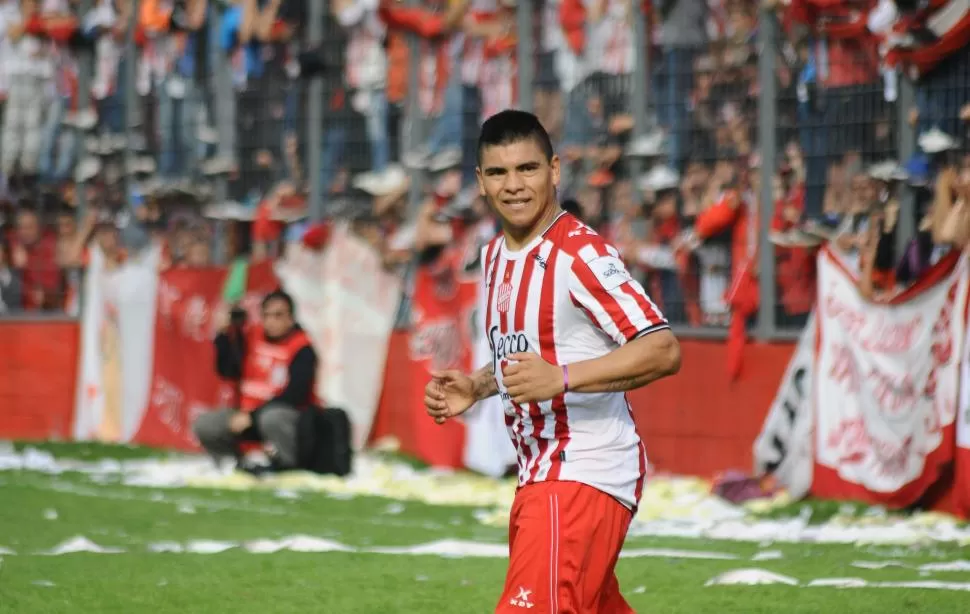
481;212;668;509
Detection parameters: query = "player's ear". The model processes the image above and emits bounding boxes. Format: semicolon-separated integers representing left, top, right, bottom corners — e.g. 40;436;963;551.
550;154;561;189
476;167;486;197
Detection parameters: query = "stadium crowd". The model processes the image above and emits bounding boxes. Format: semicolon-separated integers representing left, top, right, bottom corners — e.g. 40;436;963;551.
1;0;970;336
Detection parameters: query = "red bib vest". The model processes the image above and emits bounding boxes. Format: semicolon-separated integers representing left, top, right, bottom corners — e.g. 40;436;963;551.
239;325;316;411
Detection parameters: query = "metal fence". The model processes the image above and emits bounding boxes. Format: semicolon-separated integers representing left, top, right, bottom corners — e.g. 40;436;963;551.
0;0;966;340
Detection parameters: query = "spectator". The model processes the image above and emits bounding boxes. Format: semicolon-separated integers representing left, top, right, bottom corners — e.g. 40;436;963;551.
9;207;60;310
193;288;319;474
1;0;53;182
658;0;707;172
335;0;406;196
0;236;23;312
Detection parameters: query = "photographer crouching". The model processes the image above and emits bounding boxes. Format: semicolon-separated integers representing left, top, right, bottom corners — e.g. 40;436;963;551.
193;289;318;475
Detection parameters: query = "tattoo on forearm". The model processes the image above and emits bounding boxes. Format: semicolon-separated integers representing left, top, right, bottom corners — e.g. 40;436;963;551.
473;364;498;401
603;373;656;393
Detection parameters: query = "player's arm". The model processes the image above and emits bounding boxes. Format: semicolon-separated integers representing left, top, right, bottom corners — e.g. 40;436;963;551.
471;363;499;401
567;328;679;393
566;245;680;392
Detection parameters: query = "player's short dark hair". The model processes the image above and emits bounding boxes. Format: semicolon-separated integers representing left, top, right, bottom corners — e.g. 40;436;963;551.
262;289;295;316
477;110;554;165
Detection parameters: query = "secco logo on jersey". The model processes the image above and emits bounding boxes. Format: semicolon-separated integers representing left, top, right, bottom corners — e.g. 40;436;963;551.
489;325;530;371
588;255;632;291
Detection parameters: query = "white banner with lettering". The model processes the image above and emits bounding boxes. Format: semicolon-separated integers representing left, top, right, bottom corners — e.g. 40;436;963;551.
753;312;815;499
74;244;160;442
276;224;401;450
815;249;969;495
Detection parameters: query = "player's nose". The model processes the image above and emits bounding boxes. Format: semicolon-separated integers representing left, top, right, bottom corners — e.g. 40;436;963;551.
503;172;526;193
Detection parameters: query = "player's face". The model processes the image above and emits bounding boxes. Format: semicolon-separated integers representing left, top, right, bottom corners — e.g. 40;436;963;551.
477;138;560;238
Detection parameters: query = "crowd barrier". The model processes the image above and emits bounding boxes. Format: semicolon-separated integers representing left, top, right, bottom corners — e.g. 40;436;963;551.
4;234;970;519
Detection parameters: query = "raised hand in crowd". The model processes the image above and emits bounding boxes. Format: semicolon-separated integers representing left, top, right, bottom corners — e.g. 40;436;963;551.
10;242;28;270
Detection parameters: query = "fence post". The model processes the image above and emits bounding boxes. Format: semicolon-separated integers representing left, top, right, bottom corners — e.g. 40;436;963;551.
896;74;917;253
123;0;140;210
756;5;779;340
404;1;425;218
516;1;534;113
74;0;93;215
629;3;651;180
306;0;325;222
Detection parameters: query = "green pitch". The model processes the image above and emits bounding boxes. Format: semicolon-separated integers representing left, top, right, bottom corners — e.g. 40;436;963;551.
0;443;968;613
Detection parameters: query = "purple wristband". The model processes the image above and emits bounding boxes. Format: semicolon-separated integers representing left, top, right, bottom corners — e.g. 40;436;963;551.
562;365;569;393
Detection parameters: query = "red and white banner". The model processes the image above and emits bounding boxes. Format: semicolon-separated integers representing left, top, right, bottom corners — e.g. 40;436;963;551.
133;262;278;449
807;249;969;508
73;244;161;443
401;252;480;468
276;223;401;450
753;313;815;499
74;246;278;451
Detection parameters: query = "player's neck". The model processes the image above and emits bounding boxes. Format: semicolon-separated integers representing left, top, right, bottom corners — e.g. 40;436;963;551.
502;203;561;252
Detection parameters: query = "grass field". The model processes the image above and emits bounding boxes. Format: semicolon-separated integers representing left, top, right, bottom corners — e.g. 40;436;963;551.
2;443;969;613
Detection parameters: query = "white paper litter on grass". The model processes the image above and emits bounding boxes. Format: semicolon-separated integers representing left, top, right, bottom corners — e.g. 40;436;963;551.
274;536;356;553
6;445;970;546
0;546;15;555
31;580;56;587
621;548;738;561
705;569;800;587
366;539;508;558
752;550;784;561
40;536;124;555
851;560;908;570
806;577;870;588
873;580;970;591
919;560;970;572
147;542;184;553
183;540;237;554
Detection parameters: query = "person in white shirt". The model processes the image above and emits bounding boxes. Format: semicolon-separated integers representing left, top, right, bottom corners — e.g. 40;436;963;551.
1;0;54;179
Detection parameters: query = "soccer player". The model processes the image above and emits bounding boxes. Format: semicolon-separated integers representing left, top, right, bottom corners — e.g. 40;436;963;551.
424;110;681;613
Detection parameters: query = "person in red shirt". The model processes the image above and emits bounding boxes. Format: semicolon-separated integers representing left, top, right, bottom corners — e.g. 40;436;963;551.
10;208;62;310
192;289;319;474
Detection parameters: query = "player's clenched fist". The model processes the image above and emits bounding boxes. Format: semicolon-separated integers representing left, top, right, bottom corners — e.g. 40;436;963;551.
424;370;477;424
503;352;566;404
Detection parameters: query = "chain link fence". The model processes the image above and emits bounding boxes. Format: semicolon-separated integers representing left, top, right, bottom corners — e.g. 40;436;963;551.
0;0;966;340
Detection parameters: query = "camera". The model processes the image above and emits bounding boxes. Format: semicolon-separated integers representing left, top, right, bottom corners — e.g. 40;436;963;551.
230;306;248;329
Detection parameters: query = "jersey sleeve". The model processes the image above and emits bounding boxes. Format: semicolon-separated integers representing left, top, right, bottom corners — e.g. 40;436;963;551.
567;240;669;346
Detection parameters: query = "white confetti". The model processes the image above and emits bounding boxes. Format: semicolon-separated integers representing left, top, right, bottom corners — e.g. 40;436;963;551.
705;569;800;587
752;550;784;561
39;536;124;555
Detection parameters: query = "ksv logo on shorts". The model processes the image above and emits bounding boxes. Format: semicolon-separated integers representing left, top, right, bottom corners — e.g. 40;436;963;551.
509;587;535;609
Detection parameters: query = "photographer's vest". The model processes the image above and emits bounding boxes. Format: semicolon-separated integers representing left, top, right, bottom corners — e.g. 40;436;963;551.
239;325;315;411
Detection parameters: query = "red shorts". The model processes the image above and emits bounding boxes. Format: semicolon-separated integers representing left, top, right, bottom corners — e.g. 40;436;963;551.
495;481;635;614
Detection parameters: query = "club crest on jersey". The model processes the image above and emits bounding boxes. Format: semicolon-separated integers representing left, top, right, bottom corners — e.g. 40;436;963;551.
496;281;514;313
